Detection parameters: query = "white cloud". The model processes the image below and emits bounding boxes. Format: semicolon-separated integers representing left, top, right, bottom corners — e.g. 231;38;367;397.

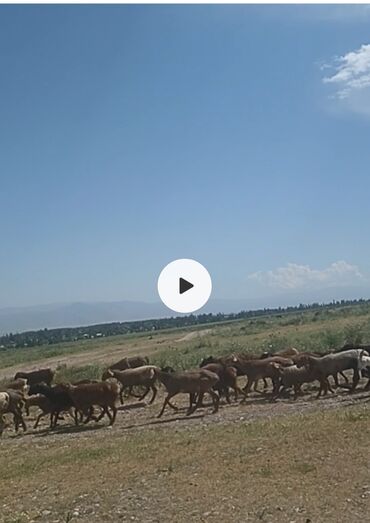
321;44;370;116
248;261;365;290
323;44;370;100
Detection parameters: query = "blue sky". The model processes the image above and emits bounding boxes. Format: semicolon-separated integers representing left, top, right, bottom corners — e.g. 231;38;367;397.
1;5;370;308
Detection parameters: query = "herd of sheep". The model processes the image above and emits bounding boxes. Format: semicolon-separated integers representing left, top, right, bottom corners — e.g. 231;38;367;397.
1;343;370;437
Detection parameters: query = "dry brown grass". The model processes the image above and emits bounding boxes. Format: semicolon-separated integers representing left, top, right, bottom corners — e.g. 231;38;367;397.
1;403;370;523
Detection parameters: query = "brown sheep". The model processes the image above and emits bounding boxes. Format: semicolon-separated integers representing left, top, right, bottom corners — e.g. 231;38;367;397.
156;369;220;418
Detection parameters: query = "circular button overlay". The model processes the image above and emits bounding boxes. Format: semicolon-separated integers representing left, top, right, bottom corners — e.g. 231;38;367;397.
157;259;212;314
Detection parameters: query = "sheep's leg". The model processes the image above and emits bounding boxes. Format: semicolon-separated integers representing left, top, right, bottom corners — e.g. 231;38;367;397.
350;369;360;392
293;385;300;400
11;407;26;433
209;390;220;413
33;412;44;429
190;393;197;406
13;413;19;433
138;386;150;401
158;393;176;418
253;379;260;393
187;392;204;416
167;399;178;411
263;378;268;390
74;408;81;425
50;409;59;428
18;411;27;432
235;386;247;401
327;379;335;394
83;407;94;424
340;371;349;384
224;387;231;404
120;388;124;405
316;381;324;398
148;385;157;404
365;379;370;390
271;379;280;399
243;378;253;397
94;407;108;423
105;406;113;424
110;405;117;425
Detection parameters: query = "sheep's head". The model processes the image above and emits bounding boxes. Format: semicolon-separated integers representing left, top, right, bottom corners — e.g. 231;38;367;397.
102;369;114;381
270;362;283;375
295;355;310;369
359;351;370;371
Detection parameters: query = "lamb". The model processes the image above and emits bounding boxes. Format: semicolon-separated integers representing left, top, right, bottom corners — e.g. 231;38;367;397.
102;365;160;404
296;349;365;397
60;381;121;426
14;368;54;386
156;369;220;418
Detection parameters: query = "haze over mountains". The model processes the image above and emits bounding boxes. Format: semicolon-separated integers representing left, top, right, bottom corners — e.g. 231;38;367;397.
1;285;369;335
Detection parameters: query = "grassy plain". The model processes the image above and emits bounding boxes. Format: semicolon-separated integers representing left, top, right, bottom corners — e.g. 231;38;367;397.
1;303;370;522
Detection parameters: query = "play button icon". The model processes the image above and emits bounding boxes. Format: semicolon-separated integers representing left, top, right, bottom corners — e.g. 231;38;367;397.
179;277;194;295
158;259;212;313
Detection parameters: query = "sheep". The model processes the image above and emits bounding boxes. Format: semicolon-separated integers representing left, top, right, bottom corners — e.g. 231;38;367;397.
156;369;220;418
295;349;365;397
60;381;121;426
230;355;294;396
109;356;149;371
102;365;160;404
0;392;10;411
201;353;269;390
28;383;75;428
24;394;54;428
0;392;10;437
1;390;27;433
335;344;370;354
260;347;299;359
272;364;331;400
293;352;349;387
200;362;246;403
14;368;54;386
0;378;29;395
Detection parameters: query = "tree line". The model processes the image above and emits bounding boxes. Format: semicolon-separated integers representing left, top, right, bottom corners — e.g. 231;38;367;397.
0;298;369;350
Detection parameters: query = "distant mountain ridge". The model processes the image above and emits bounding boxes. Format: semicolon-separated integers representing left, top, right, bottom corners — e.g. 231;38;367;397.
0;283;369;335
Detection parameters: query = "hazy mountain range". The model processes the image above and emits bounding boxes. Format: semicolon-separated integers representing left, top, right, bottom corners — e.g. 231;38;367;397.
1;285;369;335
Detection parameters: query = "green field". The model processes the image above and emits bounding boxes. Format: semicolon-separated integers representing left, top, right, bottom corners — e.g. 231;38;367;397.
1;302;370;382
2;302;370;522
